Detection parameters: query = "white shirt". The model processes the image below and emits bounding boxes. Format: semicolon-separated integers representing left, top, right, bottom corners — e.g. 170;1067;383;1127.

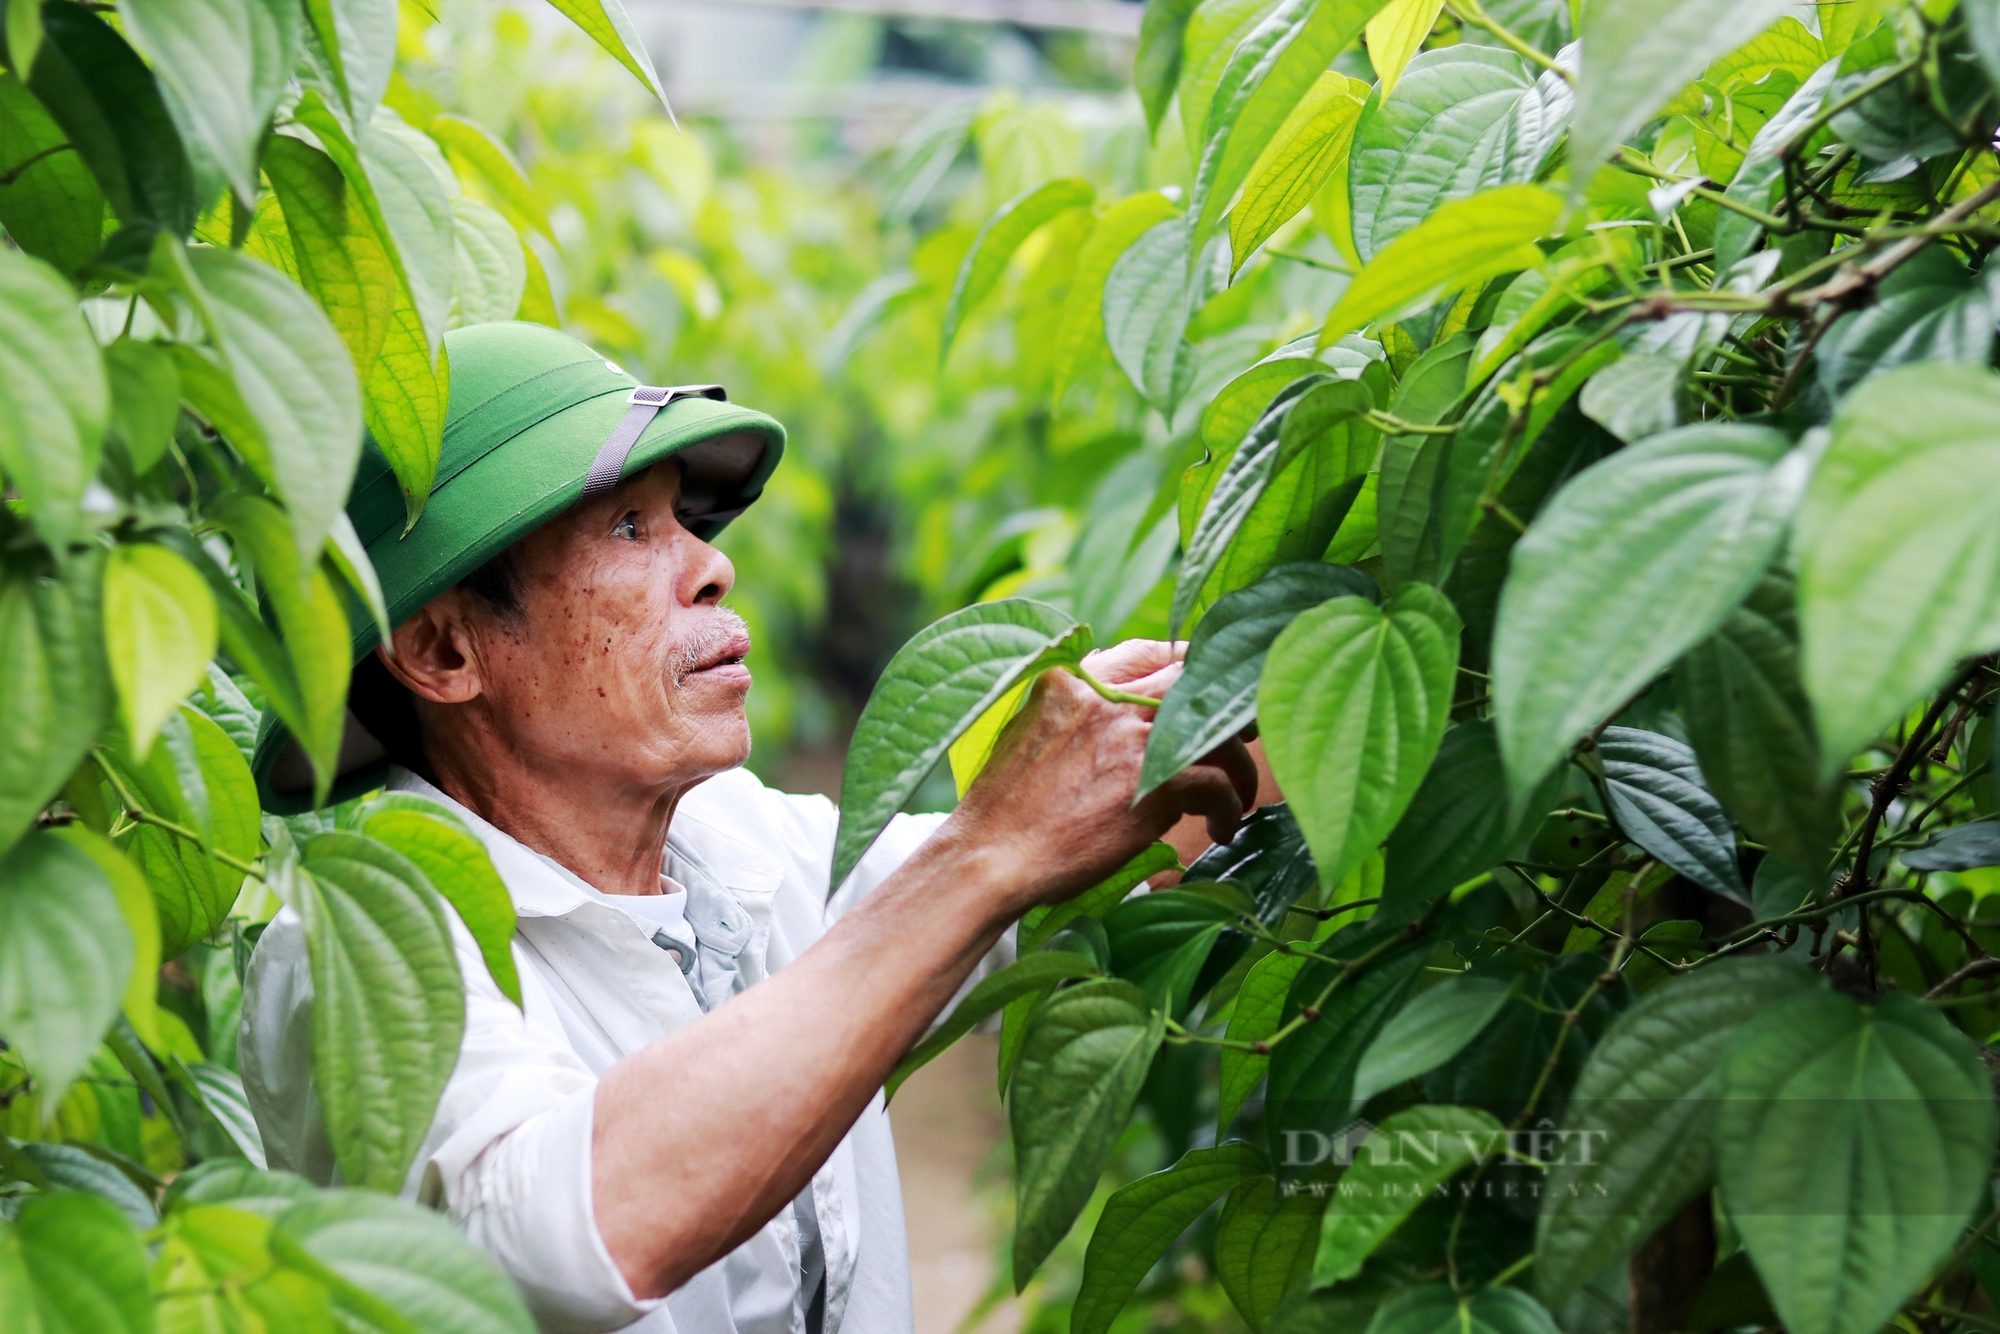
240;765;980;1334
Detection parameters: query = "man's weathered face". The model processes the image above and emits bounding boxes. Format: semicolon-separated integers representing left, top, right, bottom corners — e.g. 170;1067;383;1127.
398;461;754;791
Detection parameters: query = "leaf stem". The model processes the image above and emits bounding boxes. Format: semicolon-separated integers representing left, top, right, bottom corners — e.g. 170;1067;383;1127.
1070;666;1164;709
1444;0;1570;82
91;750;265;880
1368;409;1459;436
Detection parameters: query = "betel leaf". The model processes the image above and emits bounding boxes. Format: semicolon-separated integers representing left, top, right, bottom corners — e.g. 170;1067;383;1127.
1348;44;1572;264
1179;0;1283;165
0;244;106;546
885;951;1100;1101
1184;802;1320;927
1072;1142;1266;1334
290;831;465;1194
17;1139;158;1229
1492;423;1807;803
1105;889;1238;1012
448;196;527;327
1364;0;1444;98
539;0;667;107
1535;956;1818;1304
1135;0;1202;133
174;1054;267;1167
940;177;1093;360
115;0;301;204
1010;978;1166;1285
1365;1284;1561;1334
1051;191;1180;403
29;0;196;234
1311;1104;1503;1286
1796;364;2000;775
1266;926;1429;1157
0;832;132;1110
1576;352;1682;444
0;545;110;854
0;1193;152;1334
102;337;180;476
103;542;217;758
1176;379;1380;635
1228;71;1367;275
1713;60;1837;272
1218;950;1306;1133
428;114;552;240
1678;572;1836;871
1018;842;1180;955
1347;973;1513;1110
833;598;1083;890
1596;727;1746;902
270;1190;536;1334
1717;990;1998;1334
1319;184;1562;347
1104;214;1195;412
1376;332;1473;591
51;825;160;1049
1382;719;1560;922
0;72;107;278
1902;819;2000;872
1259;585;1460;892
1190;0;1392;246
1568;0;1794;195
1216;1173;1325;1330
210;495;351;800
115;703;259;957
357;798;522;1008
1816;250;2000;401
178;247;366;577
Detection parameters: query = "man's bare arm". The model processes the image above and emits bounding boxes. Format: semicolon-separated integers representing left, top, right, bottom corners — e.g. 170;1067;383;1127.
589;644;1257;1298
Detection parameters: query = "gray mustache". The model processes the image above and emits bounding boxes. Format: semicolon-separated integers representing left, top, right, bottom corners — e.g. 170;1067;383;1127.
668;608;750;687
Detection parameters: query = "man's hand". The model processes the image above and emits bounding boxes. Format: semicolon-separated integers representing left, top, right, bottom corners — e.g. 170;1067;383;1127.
951;639;1259;911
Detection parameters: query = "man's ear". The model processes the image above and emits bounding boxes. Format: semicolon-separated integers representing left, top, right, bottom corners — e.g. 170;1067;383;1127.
379;595;485;705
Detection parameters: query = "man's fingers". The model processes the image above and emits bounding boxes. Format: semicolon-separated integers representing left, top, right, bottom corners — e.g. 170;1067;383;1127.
1196;738;1260;815
1159;763;1248;847
1082;638;1185;686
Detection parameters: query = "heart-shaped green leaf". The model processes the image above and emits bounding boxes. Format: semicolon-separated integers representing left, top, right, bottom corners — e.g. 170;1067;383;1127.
1717;990;1998;1334
1364;1284;1561;1334
886;950;1100;1102
1535;956;1818;1304
0;73;109;277
1382;720;1560;923
1217;1171;1326;1330
0;831;132;1109
0;546;110;853
0;1192;152;1334
1348;974;1513;1112
1259;584;1460;892
358;798;522;1009
104;543;217;758
0;245;106;547
833;597;1084;890
1493;422;1806;802
1596;726;1746;902
1011;978;1165;1286
1050;190;1181;404
1312;1104;1503;1286
1073;1141;1266;1334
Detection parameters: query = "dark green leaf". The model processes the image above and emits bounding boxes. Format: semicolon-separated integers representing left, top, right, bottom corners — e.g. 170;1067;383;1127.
1902;819;2000;872
1260;585;1461;891
1363;1283;1561;1334
886;951;1100;1101
15;1140;158;1229
289;831;464;1194
1018;842;1180;955
1376;332;1474;592
0;545;109;851
1816;250;1999;400
101;337;179;476
270;1189;537;1334
1422;952;1627;1125
1797;365;2000;774
1576;353;1682;444
28;0;196;233
1596;726;1745;902
1535;956;1818;1303
1216;1172;1325;1330
1010;978;1165;1285
0;71;105;276
0;1192;152;1334
1312;1104;1503;1285
173;1055;267;1167
1349;45;1571;263
1383;720;1559;923
1493;423;1805;802
1105;889;1238;1010
1677;572;1836;871
115;0;300;203
835;598;1083;889
1219;950;1306;1134
1349;973;1513;1110
1718;990;1998;1334
1073;1141;1266;1334
1184;802;1322;927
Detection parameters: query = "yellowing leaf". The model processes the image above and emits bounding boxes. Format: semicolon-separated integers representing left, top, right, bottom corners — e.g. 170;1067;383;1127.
104;544;218;758
1365;0;1445;97
1228;71;1367;275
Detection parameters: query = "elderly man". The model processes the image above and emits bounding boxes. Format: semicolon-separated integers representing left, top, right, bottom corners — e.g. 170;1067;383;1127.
242;322;1255;1334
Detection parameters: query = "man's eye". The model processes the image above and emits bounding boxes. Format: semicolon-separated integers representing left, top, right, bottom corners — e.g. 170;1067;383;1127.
613;513;640;540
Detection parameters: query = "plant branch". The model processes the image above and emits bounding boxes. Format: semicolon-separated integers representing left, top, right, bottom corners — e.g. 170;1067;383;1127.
1445;0;1569;81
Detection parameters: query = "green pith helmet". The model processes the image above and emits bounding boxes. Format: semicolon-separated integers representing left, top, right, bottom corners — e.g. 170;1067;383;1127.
252;320;786;812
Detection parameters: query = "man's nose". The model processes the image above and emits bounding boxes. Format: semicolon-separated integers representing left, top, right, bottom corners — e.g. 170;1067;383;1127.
680;535;735;607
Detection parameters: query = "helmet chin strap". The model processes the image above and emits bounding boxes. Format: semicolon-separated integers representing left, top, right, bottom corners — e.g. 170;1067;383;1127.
579;384;728;502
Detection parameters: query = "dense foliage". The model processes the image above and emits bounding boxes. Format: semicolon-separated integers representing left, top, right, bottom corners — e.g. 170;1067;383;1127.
9;0;2000;1330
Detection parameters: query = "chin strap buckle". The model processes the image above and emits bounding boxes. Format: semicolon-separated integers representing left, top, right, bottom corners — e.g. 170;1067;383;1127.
580;384;728;501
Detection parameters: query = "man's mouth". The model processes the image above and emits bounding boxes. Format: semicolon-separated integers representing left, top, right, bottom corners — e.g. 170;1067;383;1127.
689;632;752;675
676;621;753;686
